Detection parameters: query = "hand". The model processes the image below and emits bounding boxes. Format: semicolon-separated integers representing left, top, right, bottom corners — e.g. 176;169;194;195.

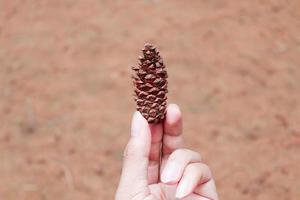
115;104;219;200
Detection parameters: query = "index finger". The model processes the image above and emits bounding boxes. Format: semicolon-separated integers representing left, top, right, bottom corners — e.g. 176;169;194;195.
162;104;183;157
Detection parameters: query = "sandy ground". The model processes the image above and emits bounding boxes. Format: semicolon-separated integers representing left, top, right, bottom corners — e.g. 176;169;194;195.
0;0;300;199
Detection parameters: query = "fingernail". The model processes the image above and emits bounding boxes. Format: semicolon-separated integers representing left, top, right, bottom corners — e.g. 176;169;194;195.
131;111;143;137
175;179;190;199
161;161;180;183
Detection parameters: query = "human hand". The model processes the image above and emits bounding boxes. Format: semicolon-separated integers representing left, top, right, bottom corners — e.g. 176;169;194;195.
115;104;219;200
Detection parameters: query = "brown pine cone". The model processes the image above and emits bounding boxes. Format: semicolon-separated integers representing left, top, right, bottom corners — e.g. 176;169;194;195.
132;43;168;124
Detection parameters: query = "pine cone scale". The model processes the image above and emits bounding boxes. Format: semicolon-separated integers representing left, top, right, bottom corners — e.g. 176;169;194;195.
132;43;168;124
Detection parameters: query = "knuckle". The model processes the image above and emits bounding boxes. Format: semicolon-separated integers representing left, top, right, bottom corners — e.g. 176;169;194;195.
193;151;202;160
199;163;212;179
187;162;200;171
170;148;201;161
203;163;212;176
186;163;212;182
202;163;210;171
168;149;183;160
172;148;188;156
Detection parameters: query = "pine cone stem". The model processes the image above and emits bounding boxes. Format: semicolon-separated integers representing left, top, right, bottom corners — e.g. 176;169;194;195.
132;43;168;124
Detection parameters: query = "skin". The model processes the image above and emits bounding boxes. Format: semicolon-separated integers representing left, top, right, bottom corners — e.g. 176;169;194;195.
115;104;219;200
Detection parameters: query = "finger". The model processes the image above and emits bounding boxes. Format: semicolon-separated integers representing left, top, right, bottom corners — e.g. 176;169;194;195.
118;112;151;192
148;123;163;184
194;179;219;200
161;149;201;184
163;104;183;157
181;193;211;200
175;163;212;199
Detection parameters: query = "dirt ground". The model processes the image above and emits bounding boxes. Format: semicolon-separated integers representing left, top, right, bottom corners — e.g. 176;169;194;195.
0;0;300;199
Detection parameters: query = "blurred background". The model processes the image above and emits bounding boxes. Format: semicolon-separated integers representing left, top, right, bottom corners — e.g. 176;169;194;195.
0;0;300;199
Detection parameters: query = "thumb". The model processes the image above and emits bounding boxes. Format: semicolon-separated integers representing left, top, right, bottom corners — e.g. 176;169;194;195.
116;112;151;198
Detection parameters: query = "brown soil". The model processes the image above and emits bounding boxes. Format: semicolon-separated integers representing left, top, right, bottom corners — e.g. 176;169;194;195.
0;0;299;199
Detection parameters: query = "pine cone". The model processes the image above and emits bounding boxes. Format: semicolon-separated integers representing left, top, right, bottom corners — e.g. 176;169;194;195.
132;43;168;124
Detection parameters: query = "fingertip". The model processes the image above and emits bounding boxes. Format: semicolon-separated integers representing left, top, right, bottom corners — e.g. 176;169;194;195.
164;104;182;136
160;160;182;184
132;111;144;121
167;104;181;114
168;103;180;111
166;104;182;124
131;111;149;137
